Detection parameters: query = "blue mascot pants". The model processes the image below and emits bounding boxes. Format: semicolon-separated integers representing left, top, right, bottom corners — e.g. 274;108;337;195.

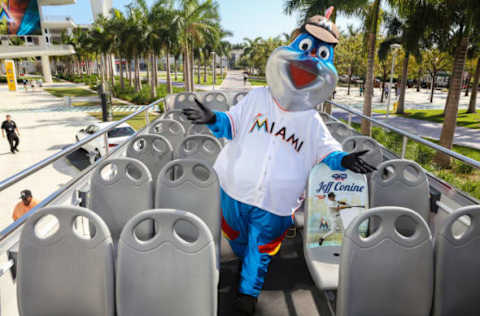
220;188;293;297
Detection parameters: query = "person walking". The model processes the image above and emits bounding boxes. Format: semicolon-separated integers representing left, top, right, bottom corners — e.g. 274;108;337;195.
1;114;20;154
12;190;39;221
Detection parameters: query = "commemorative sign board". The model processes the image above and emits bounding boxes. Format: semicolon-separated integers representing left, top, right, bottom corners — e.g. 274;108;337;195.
306;163;369;248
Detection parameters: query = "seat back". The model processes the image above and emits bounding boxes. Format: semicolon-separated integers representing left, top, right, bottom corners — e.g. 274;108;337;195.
90;158;154;241
342;136;383;168
116;209;217;316
169;92;197;110
17;206;115;316
148;119;186;152
337;206;433;316
325;122;356;142
126;134;173;183
155;159;220;254
177;135;222;166
162;109;192;132
433;206;480;316
202;92;228;111
187;124;214;137
371;160;430;224
232;91;248;105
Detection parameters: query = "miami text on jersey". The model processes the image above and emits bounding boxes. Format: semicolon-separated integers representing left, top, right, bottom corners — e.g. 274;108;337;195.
249;114;304;152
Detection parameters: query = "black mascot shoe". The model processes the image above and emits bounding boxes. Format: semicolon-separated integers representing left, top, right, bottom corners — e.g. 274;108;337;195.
234;294;257;316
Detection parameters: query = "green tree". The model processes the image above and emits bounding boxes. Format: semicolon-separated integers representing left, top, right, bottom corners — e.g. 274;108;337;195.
336;26;365;95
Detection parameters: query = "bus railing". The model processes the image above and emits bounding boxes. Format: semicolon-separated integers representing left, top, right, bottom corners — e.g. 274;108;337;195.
325;100;480;170
0;98;164;241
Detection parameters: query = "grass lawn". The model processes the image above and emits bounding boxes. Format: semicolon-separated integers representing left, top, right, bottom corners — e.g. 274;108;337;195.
45;87;96;98
248;78;267;86
88;111;159;131
374;109;480;130
347;121;480;199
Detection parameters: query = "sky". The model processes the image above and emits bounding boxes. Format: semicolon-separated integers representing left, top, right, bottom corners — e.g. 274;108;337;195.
43;0;361;44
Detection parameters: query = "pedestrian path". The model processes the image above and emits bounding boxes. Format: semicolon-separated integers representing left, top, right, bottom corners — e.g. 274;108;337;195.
333;111;480;151
219;70;251;91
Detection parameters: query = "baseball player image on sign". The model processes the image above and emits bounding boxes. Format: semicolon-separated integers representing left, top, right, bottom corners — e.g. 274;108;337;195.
183;8;375;316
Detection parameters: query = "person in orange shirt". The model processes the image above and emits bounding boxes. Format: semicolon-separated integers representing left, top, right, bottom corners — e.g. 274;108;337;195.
13;190;38;221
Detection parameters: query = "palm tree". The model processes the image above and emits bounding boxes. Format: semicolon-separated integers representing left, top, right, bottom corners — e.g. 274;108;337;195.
176;0;221;91
378;5;432;114
431;0;480;167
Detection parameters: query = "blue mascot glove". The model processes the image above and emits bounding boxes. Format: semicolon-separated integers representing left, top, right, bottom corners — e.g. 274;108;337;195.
341;150;377;174
182;97;216;125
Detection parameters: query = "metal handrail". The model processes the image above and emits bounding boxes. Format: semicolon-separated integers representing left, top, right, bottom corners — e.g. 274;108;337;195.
0;99;162;193
326;100;480;170
0;98;164;241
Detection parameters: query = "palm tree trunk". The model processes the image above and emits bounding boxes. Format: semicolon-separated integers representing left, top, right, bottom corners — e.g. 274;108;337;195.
128;59;133;88
361;0;381;136
119;57;125;90
212;54;216;85
183;51;188;90
204;59;207;83
190;48;194;89
434;36;469;167
154;55;158;88
467;57;480;113
134;55;141;92
146;54;150;88
397;52;409;114
430;73;436;103
220;57;223;79
150;53;157;99
166;50;172;94
197;58;201;84
174;56;178;81
109;55;114;88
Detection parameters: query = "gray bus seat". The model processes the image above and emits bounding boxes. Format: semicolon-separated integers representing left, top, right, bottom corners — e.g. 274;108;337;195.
232;91;248;105
17;206;115;316
342;136;383;168
304;198;341;290
116;209;217;316
202;92;229;112
337;206;433;316
126;134;173;183
162;109;192;132
168;92;197;110
187;123;214;137
433;205;480;316
155;159;221;258
325;122;356;143
148;119;186;152
90;158;154;241
177;135;222;166
371;160;430;234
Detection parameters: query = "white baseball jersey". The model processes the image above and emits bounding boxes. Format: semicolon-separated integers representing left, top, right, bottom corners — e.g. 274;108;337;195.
214;87;342;216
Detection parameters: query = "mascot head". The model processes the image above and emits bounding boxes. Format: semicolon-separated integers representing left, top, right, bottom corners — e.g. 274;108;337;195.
266;8;339;111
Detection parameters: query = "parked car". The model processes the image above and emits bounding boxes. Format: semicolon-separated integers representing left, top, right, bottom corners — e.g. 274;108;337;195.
75;122;136;161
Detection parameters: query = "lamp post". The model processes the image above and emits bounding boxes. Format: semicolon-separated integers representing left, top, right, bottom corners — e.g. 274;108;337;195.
386;43;402;118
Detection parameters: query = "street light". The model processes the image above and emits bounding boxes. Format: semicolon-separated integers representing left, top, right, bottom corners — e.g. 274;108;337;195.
386;43;402;118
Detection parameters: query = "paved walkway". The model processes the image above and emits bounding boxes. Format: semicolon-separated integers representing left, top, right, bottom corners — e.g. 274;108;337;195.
0;84;96;231
333;111;480;150
219;70;251;91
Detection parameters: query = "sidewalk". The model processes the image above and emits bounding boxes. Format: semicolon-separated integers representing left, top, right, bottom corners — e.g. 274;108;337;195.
219;70;251;91
333;111;480;151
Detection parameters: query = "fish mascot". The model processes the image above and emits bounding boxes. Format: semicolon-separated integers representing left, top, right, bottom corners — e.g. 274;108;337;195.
183;8;375;315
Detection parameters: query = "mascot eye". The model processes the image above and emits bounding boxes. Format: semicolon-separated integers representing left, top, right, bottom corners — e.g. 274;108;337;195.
298;38;313;52
318;46;331;60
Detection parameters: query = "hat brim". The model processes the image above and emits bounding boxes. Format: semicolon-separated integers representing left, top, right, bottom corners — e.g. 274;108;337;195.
305;24;338;44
